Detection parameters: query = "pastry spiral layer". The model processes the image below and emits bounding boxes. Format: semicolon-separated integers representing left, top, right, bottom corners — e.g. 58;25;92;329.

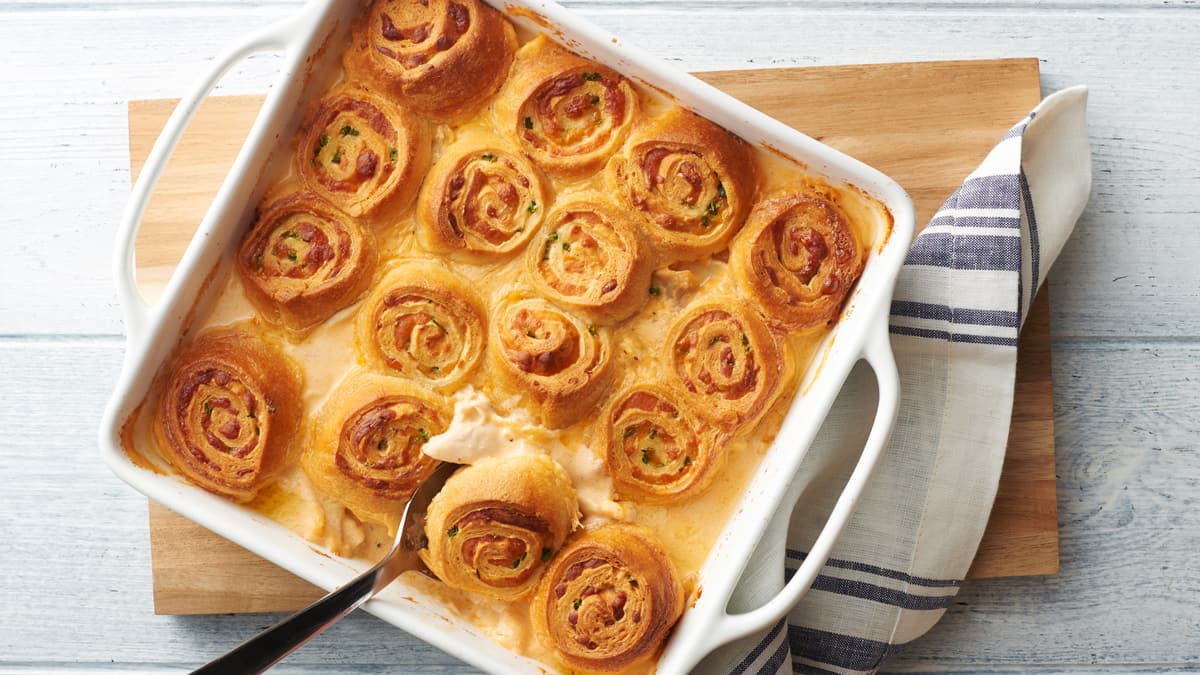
731;191;866;332
297;86;430;219
355;262;486;391
416;142;547;261
525;194;653;324
155;328;304;503
494;35;640;176
302;372;447;530
601;384;721;503
422;454;578;601
667;302;785;432
237;191;377;339
488;293;614;429
532;524;685;672
343;0;517;120
606;107;757;262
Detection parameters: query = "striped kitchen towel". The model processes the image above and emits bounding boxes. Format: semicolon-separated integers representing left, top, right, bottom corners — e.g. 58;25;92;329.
700;86;1092;674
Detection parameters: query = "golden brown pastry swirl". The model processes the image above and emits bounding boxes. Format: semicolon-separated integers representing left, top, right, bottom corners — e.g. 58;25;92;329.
601;384;722;504
731;190;866;332
155;328;304;503
416;142;547;261
667;301;785;432
532;524;685;672
488;292;614;429
297;86;430;219
494;35;640;176
355;262;486;392
302;372;447;531
422;455;578;601
525;193;653;324
606;107;757;262
343;0;517;120
237;191;377;339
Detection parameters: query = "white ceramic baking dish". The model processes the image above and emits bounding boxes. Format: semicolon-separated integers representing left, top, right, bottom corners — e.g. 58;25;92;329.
99;1;916;672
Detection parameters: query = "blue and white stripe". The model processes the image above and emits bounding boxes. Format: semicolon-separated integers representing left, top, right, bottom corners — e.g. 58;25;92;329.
739;110;1042;674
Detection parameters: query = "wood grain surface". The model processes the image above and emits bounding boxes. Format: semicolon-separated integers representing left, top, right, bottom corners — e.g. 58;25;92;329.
128;58;1057;615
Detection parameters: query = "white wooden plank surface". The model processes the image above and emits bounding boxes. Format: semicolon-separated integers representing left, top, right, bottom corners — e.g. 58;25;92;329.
1;0;1198;672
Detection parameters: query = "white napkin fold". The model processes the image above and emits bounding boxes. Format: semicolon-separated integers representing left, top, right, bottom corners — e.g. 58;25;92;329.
701;86;1091;675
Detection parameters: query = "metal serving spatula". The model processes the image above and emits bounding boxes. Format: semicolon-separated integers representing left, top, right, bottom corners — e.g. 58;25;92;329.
191;461;459;674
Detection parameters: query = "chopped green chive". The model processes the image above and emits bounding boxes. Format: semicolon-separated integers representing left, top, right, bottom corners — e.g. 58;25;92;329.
589;94;600;105
331;148;342;164
641;448;651;464
253;252;264;271
448;525;459;538
573;598;582;610
319;134;329;148
287;251;297;262
512;551;527;569
648;428;657;440
524;116;534;129
718;182;727;199
649;285;661;296
562;241;571;252
481;153;495;162
588;325;597;336
202;401;212;414
526;329;537;338
547;231;558;241
701;215;712;227
377;437;388;451
742;333;752;354
389;147;398;162
541;547;553;562
528;200;539;214
415;427;430;443
683;456;693;467
582;72;601;81
340;125;359;137
707;200;720;216
429;366;440;374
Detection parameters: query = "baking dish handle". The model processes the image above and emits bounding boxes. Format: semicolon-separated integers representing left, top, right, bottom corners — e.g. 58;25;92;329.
717;317;901;642
111;9;313;344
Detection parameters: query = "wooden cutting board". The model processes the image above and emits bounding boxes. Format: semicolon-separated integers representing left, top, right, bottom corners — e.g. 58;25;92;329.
130;58;1059;615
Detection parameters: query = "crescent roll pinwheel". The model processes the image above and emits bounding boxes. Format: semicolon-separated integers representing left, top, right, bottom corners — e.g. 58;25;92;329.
297;85;431;220
532;524;685;672
416;141;548;261
355;262;487;392
155;327;304;503
731;190;866;333
343;0;517;120
666;301;787;433
494;35;640;177
237;191;377;340
606;107;757;262
525;194;653;324
488;292;615;429
302;372;448;532
422;454;578;601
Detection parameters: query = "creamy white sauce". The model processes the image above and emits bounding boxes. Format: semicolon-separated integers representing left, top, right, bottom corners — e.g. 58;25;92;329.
424;386;629;523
